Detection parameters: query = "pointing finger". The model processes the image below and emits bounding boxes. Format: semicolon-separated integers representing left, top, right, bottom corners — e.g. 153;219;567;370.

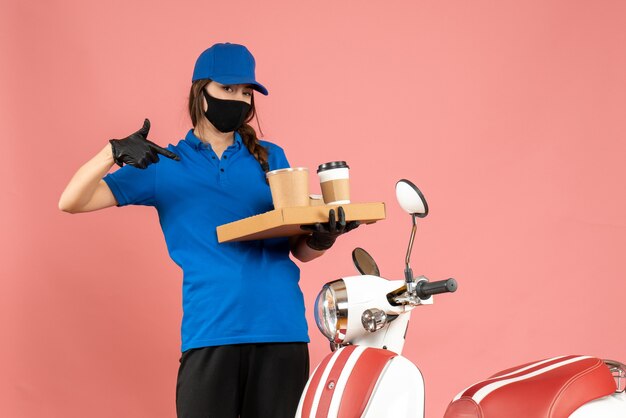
151;143;181;161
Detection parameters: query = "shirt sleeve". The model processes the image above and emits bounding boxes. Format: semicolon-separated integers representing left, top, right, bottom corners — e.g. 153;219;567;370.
269;144;291;171
102;162;157;207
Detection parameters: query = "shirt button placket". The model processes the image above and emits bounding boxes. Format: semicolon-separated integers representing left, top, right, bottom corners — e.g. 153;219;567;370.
204;144;218;167
218;152;226;184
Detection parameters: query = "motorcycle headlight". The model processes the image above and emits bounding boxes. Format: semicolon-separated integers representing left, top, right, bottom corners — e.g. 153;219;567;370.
314;280;348;343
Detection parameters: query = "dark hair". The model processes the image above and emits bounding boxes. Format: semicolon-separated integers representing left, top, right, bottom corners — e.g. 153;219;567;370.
188;80;269;171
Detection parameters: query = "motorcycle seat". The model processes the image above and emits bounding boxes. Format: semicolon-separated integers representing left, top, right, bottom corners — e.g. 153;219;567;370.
444;355;616;418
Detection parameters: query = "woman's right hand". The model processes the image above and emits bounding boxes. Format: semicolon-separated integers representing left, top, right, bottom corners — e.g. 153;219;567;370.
300;206;361;251
109;118;181;169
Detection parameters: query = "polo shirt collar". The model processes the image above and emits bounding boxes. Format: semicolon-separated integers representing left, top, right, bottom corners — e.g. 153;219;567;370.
185;129;243;151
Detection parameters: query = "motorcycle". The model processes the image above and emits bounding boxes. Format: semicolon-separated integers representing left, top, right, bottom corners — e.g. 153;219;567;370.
295;179;626;417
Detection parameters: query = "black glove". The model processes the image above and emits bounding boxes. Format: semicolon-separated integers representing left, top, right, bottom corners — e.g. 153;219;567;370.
301;206;361;251
109;119;180;169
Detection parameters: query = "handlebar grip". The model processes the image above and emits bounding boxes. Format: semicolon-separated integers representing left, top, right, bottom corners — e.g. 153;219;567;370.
415;278;457;299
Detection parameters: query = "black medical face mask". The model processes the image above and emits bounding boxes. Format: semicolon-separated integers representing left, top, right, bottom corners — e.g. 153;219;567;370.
202;89;251;133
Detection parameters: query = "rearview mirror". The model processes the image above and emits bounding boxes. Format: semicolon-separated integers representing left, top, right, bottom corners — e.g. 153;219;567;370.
352;247;381;276
395;179;428;217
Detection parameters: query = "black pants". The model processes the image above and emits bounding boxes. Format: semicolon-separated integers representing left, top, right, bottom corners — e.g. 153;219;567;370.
176;342;309;418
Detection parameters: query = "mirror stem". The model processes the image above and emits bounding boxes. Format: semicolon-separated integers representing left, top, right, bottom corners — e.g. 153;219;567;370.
404;213;417;283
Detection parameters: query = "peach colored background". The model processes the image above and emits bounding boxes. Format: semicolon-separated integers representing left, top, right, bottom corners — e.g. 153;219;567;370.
2;0;625;417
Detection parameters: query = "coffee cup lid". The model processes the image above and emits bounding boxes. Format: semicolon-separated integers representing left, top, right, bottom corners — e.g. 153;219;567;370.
317;161;349;173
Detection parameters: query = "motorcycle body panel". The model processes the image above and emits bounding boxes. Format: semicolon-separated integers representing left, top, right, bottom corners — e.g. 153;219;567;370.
340;275;428;354
570;391;626;417
296;345;425;418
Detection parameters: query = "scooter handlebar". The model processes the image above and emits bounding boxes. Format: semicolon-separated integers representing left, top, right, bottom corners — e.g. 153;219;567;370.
415;278;457;300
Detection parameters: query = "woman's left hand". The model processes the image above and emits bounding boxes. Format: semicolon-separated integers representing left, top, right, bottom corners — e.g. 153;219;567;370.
300;206;360;251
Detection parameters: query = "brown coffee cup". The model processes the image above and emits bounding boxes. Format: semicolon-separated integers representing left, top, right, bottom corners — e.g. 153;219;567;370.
317;161;350;205
266;167;310;209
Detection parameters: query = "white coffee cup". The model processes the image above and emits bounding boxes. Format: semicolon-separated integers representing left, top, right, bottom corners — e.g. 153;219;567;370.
317;161;350;205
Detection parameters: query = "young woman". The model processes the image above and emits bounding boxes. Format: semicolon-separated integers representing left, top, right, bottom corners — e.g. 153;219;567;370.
58;42;359;418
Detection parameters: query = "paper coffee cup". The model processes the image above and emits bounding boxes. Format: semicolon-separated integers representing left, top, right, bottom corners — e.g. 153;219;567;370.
266;167;309;209
317;161;350;204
